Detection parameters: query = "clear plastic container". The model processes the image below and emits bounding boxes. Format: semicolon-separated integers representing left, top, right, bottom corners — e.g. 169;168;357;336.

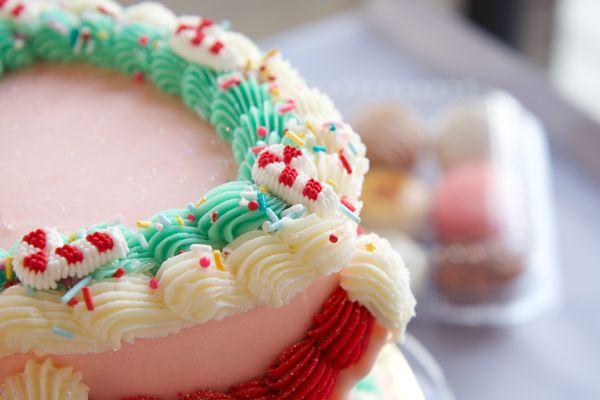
354;90;560;326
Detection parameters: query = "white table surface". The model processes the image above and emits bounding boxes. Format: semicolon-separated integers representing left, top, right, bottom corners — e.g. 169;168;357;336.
259;5;600;400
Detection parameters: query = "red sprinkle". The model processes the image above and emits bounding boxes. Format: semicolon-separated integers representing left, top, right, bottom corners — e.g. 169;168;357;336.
199;256;211;268
211;212;219;223
112;267;126;278
11;3;24;17
133;71;145;83
149;278;159;290
67;298;79;307
138;35;149;47
199;18;214;29
256;126;268;138
210;41;224;55
187;214;196;222
340;197;356;212
339;152;353;174
329;234;338;243
0;0;7;8
190;31;204;46
82;287;94;311
247;200;259;211
251;145;266;154
219;76;241;90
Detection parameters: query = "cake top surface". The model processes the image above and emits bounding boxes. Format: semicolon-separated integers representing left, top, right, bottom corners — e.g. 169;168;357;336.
0;0;416;359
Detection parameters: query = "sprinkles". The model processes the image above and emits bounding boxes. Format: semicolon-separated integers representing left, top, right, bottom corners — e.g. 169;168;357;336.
284;130;305;147
339;152;353;174
176;215;185;226
339;202;361;224
82;286;94;311
149;277;159;290
60;275;93;305
52;326;76;340
4;256;13;281
213;250;226;271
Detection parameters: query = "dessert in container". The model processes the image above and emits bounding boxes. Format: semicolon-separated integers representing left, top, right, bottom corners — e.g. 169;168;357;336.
356;91;560;326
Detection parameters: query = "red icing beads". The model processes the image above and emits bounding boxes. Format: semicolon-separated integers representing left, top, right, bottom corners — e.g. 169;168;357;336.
302;179;322;201
278;166;298;187
55;245;84;265
22;228;46;249
23;251;47;273
86;232;115;253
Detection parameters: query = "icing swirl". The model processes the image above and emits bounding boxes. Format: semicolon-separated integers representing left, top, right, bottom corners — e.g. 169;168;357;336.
341;234;416;339
0;358;89;400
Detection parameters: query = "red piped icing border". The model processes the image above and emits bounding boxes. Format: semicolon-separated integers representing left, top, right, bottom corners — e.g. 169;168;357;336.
125;287;375;400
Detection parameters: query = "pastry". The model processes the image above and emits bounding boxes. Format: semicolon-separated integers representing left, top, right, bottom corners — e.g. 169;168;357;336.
435;98;492;169
0;1;420;399
361;167;430;236
353;102;427;170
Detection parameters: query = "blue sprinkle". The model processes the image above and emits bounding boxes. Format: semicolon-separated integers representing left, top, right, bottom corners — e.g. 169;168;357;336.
187;202;195;211
220;20;231;30
347;141;358;155
257;193;267;212
158;213;171;228
61;275;93;304
266;208;279;223
138;233;149;249
313;145;327;152
269;220;284;232
339;203;361;224
330;124;337;132
52;326;75;340
26;286;36;296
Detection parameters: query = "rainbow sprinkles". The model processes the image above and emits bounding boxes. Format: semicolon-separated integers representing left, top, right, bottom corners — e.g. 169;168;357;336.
0;1;416;399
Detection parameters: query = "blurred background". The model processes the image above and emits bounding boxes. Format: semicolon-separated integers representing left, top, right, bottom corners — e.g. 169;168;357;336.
124;1;598;399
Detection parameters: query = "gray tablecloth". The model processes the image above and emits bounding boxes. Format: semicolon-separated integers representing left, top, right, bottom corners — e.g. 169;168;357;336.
260;9;600;400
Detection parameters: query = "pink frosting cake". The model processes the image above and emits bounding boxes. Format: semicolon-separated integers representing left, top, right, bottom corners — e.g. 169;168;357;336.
0;1;419;399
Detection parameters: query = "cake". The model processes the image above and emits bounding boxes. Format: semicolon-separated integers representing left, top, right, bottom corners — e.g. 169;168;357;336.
0;1;419;399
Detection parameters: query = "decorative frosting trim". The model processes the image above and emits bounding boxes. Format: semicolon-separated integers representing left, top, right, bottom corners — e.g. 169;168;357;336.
341;234;417;340
0;0;414;360
1;287;373;400
0;358;89;400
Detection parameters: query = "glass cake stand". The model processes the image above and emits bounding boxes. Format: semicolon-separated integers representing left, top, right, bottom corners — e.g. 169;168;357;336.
401;334;454;400
351;334;453;400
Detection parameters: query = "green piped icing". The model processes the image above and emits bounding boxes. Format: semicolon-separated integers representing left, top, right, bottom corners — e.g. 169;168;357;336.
0;20;36;70
210;77;271;141
193;181;287;249
182;63;219;119
150;46;187;95
112;23;163;76
32;9;78;62
230;102;293;164
0;59;3;77
130;181;287;265
76;12;115;67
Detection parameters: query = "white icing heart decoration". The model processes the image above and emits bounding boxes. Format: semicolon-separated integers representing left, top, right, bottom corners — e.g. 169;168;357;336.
251;144;338;217
12;227;128;290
